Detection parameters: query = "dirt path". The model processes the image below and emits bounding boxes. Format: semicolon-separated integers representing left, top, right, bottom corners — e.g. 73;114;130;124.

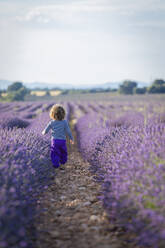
34;122;139;248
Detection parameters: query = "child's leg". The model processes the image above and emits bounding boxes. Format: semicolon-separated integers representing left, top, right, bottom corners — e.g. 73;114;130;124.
59;140;68;165
50;139;60;168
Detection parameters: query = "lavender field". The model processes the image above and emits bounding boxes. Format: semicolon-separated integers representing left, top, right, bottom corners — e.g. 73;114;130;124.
0;94;165;248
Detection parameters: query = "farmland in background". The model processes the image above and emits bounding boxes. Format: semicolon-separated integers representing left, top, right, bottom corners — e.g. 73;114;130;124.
30;90;62;97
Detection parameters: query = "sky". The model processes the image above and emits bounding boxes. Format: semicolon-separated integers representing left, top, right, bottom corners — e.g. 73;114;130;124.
0;0;165;86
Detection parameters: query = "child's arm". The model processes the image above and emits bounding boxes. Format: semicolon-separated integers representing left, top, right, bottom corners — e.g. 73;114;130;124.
42;121;52;135
64;120;74;144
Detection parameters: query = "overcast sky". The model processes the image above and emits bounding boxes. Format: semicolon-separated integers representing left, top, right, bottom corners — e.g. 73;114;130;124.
0;0;165;85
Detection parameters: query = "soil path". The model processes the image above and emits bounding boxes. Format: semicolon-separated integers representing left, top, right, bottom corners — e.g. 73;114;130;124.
34;120;139;248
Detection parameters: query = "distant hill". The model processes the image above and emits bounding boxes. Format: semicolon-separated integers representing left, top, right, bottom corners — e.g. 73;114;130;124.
0;80;13;90
0;79;151;90
0;80;74;90
23;81;72;90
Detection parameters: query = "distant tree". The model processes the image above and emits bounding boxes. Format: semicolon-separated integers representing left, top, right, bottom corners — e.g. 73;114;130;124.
61;90;69;95
133;87;147;94
45;90;50;96
6;89;27;101
119;80;137;94
18;87;30;97
89;88;115;93
7;82;23;92
6;81;30;101
148;85;165;93
147;79;165;93
111;88;118;92
153;79;165;86
90;88;102;93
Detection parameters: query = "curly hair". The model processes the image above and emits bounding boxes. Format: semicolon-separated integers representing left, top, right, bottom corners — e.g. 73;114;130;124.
49;104;65;121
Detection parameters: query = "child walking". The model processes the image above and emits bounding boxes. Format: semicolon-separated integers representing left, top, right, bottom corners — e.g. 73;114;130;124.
42;104;74;169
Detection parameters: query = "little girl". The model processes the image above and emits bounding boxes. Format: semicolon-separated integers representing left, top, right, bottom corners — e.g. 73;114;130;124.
42;104;74;169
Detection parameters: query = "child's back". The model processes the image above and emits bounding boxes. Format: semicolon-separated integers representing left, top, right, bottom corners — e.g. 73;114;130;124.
45;119;73;141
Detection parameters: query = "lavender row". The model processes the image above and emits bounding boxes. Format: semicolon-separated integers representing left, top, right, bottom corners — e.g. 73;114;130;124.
0;127;55;248
75;103;165;248
0;101;64;248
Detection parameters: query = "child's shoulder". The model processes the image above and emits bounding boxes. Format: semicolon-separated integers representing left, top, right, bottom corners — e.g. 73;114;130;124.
51;119;66;124
63;119;68;124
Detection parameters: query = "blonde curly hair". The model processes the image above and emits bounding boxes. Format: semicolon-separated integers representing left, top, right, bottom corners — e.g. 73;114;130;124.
49;104;65;121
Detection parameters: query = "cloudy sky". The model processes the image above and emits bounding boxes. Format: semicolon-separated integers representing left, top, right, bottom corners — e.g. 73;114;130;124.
0;0;165;86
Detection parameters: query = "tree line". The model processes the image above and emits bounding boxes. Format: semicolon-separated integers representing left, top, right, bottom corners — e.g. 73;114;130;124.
119;79;165;94
0;79;165;101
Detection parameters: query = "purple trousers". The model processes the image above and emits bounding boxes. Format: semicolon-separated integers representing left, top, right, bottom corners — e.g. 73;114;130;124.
50;139;67;168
